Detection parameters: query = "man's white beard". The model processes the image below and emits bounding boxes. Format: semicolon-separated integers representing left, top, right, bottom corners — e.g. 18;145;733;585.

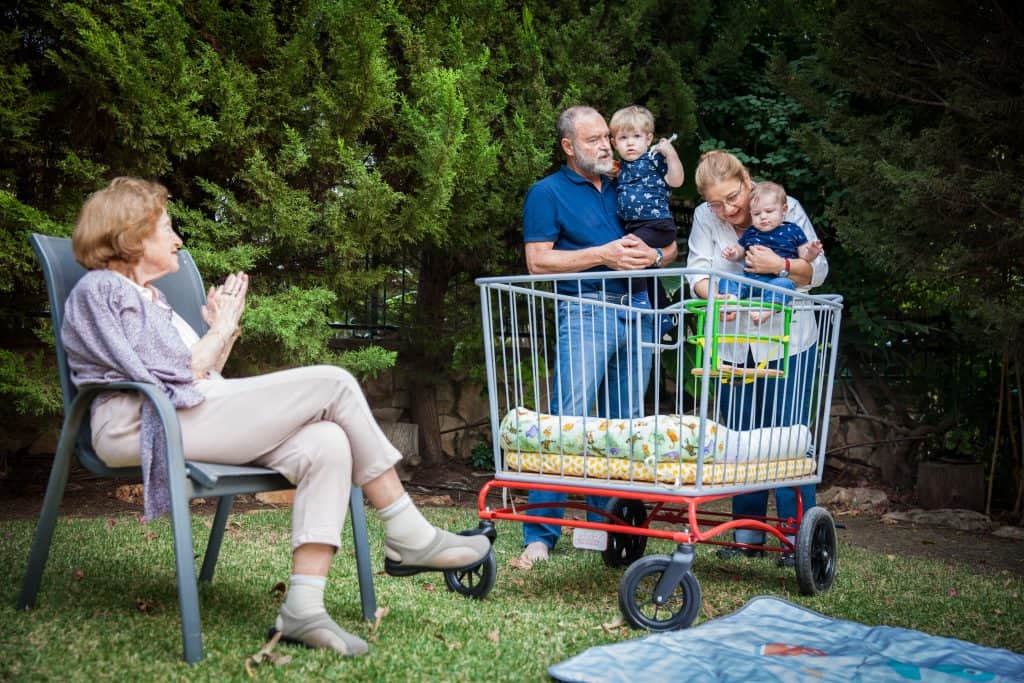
574;144;614;175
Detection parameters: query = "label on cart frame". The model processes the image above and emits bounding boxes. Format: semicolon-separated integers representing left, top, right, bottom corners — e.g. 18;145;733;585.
572;528;608;551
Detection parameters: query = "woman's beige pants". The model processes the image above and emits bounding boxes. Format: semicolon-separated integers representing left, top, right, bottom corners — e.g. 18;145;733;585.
90;365;402;549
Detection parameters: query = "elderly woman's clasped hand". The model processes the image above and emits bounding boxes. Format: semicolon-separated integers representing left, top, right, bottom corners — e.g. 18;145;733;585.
202;271;248;337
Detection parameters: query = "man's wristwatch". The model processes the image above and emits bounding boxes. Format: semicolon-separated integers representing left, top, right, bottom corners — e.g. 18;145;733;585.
778;258;791;278
654;248;664;268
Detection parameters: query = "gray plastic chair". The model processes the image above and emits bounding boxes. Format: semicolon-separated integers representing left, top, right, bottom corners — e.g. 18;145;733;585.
18;233;377;663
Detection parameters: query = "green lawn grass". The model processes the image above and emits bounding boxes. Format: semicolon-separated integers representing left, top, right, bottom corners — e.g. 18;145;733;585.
2;506;1022;681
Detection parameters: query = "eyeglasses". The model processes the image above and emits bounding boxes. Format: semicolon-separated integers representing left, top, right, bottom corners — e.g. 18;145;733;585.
706;181;747;213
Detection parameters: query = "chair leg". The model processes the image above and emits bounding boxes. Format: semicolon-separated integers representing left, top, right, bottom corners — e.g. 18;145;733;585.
199;495;234;582
349;486;377;621
17;423;76;610
168;470;203;663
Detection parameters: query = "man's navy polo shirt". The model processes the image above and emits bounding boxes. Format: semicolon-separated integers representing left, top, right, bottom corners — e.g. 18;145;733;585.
522;165;626;295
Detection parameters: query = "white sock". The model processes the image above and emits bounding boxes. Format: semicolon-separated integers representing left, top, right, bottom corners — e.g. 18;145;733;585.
283;574;327;618
378;493;434;549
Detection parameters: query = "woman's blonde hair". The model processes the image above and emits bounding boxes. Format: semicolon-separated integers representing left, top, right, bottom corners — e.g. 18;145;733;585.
72;177;169;270
694;150;748;196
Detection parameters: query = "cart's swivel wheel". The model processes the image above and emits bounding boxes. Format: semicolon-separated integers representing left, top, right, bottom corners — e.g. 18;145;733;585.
602;497;649;568
795;506;837;595
618;555;701;631
444;550;497;599
444;523;498;599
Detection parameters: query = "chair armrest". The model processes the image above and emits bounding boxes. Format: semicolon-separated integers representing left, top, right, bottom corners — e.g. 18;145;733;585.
73;382;187;476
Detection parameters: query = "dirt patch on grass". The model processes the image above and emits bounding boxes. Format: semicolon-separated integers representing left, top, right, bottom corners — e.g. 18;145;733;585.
3;461;1021;576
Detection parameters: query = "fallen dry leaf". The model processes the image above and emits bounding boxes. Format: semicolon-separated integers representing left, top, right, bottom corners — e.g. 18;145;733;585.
372;606;390;634
507;555;533;571
135;598;155;613
72;569;84;581
599;615;626;632
886;554;896;561
487;630;500;643
422;582;436;592
105;518;117;528
702;602;716;619
411;494;454;507
115;484;143;505
270;581;287;597
244;630;292;677
255;490;295;507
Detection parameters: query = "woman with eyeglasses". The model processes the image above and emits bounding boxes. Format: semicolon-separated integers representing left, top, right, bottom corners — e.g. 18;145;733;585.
686;150;829;567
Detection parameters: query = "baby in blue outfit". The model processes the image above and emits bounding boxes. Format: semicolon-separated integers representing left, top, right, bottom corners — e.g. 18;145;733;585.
721;181;823;323
610;105;684;321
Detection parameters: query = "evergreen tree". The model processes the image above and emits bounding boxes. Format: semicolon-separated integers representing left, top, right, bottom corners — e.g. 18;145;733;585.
789;0;1024;499
0;0;703;465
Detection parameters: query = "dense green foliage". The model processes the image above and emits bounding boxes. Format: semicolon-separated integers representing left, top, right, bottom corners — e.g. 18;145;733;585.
786;1;1024;502
1;0;706;463
2;1;1022;503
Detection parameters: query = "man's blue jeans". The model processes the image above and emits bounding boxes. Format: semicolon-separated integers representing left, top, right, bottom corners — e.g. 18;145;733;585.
522;291;655;550
718;345;818;545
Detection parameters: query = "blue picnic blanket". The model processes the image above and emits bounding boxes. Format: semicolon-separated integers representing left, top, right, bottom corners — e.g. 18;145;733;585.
549;596;1024;682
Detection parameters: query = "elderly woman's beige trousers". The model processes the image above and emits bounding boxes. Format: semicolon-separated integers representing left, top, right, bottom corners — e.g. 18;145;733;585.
90;365;402;549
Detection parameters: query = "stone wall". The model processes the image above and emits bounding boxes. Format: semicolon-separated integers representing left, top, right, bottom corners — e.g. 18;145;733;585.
0;366;983;512
361;367;491;461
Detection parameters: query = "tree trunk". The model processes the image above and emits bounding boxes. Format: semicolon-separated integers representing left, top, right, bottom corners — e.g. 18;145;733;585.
408;379;443;465
404;248;455;466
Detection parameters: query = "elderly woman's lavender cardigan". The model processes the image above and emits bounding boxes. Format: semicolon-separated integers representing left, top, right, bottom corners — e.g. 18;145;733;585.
62;269;205;520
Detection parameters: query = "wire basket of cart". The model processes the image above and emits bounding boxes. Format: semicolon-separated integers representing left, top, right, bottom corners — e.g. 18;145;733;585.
475;268;843;630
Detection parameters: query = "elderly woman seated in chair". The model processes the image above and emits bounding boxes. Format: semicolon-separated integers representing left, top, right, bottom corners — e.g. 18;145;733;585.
62;177;490;656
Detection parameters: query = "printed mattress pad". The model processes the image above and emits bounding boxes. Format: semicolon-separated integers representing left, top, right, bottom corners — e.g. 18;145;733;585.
499;408;817;486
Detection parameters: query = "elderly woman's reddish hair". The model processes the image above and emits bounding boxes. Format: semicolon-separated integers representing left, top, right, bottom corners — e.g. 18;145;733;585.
72;177;169;270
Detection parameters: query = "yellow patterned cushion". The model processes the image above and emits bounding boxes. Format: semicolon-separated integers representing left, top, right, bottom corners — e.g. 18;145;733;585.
498;407;812;465
503;451;815;486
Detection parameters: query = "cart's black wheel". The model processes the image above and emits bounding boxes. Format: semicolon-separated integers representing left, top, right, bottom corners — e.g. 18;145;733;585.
602;497;649;568
444;549;497;599
795;506;837;595
618;555;701;631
